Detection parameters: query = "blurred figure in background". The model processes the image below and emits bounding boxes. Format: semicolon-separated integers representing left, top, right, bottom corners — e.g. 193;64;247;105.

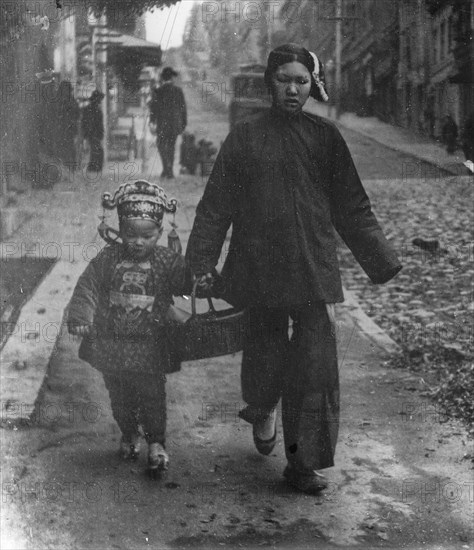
424;96;435;138
149;67;187;179
441;113;458;154
56;81;80;169
82;90;105;172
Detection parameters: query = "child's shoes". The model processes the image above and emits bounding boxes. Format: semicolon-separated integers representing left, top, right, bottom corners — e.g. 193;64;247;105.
148;442;169;478
120;435;141;461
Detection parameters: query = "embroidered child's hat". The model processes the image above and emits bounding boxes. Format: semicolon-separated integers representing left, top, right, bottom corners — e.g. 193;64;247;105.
102;180;177;226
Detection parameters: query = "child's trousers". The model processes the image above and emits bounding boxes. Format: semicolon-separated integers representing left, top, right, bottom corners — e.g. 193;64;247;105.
102;369;166;445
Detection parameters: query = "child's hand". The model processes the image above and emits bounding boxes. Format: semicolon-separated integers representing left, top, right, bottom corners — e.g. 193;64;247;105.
68;323;92;336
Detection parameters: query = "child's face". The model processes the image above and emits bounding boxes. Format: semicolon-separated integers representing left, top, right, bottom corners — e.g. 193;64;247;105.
120;218;162;260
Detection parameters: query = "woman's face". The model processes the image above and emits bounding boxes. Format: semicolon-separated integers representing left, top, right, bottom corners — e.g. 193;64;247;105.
270;61;312;114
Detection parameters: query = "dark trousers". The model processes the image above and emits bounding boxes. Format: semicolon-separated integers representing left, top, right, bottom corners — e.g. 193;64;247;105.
57;134;77;166
87;136;104;172
157;133;178;177
102;370;166;445
242;303;339;471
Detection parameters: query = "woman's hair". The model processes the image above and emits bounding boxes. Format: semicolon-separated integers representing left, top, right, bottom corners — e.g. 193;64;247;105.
264;43;328;102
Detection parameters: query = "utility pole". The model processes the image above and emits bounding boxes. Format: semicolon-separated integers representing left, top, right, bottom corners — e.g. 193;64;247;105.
98;13;108;166
265;2;273;62
322;0;360;120
90;10;109;165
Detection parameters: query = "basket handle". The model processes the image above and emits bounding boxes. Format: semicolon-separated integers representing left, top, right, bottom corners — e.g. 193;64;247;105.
191;278;216;317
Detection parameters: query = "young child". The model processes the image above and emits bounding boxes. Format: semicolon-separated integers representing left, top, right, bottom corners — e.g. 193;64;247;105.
68;180;189;477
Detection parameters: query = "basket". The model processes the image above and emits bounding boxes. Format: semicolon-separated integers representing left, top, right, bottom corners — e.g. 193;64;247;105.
167;280;246;362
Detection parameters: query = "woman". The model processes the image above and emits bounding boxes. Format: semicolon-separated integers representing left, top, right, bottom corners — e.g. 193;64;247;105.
185;44;402;494
82;90;105;172
56;81;80;167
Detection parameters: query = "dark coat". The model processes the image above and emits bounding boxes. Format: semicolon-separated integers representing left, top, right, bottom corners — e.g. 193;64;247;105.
57;94;80;164
186;108;402;308
82;103;104;140
149;83;187;137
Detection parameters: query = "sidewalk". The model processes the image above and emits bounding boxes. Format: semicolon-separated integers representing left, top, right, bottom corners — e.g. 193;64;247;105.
1;75;471;420
0;79;468;424
1;152;473;548
306;100;470;177
1;79;473;544
0;122;213;422
0;165;132;418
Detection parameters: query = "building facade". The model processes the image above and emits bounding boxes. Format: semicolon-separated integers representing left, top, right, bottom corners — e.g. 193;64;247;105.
276;0;473;141
426;0;474;138
398;0;430;133
279;0;399;121
0;6;76;195
340;0;399;121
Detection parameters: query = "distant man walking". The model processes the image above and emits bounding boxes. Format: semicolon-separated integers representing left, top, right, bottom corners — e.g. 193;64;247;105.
441;113;458;155
149;67;187;179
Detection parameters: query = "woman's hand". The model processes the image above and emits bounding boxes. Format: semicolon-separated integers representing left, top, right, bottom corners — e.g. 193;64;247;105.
194;272;215;297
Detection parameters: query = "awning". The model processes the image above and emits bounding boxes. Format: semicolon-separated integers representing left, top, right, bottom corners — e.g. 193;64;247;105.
96;30;162;67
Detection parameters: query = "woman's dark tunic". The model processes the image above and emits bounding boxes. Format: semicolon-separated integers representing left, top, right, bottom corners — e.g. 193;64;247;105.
186;107;401;307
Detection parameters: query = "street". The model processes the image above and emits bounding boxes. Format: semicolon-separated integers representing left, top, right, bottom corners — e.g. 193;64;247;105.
1;82;473;550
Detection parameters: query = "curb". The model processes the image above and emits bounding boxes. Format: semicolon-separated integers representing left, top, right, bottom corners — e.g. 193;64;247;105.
338;128;463;177
304;101;465;177
0;258;90;420
340;287;401;355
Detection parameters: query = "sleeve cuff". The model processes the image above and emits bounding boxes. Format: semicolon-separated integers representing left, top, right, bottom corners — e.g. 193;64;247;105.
371;264;403;284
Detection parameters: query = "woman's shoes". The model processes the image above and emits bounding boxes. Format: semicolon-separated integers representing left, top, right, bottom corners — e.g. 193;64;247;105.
238;406;278;456
120;435;141;461
148;442;169;479
283;464;328;494
253;423;277;455
243;407;277;456
120;437;170;479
